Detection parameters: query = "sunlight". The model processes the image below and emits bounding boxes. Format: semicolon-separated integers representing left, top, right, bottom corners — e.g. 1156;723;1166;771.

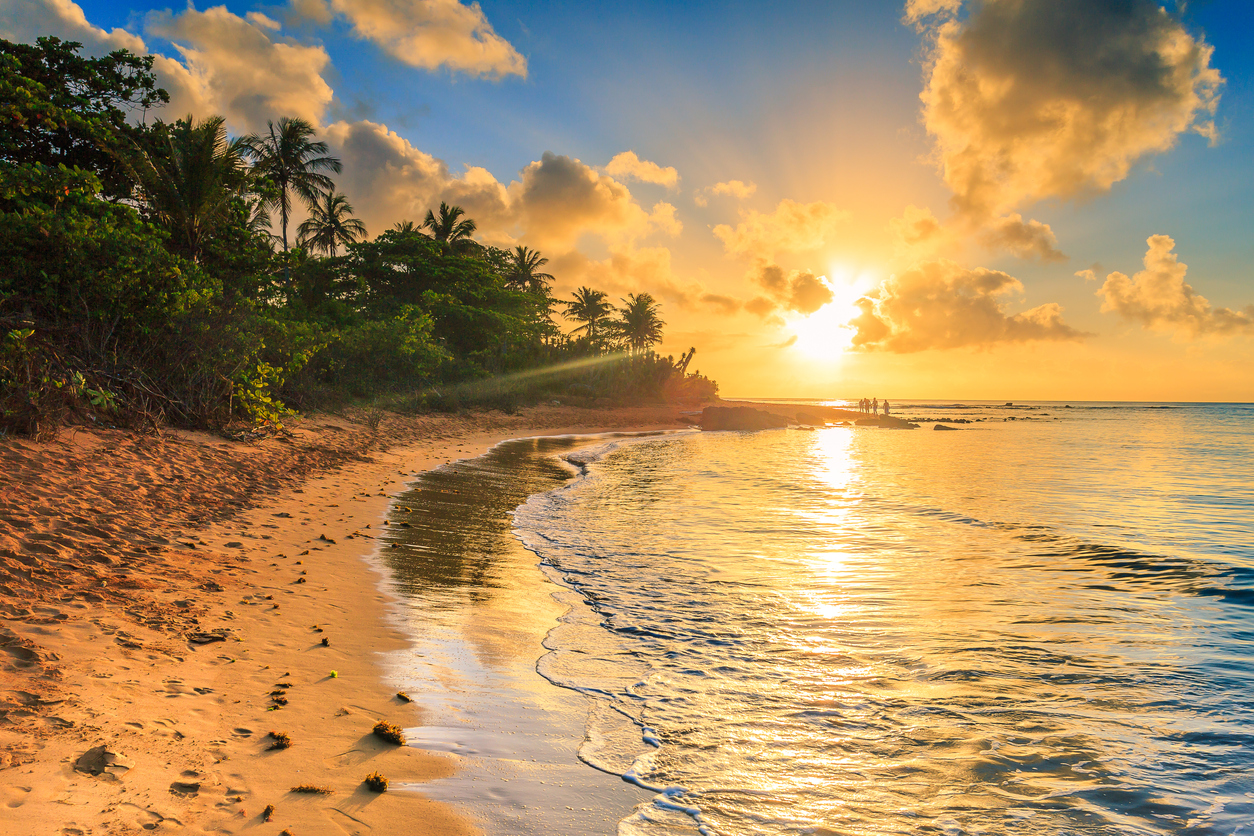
786;270;873;360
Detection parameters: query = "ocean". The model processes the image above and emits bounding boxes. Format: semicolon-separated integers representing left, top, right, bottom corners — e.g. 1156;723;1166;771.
376;402;1254;836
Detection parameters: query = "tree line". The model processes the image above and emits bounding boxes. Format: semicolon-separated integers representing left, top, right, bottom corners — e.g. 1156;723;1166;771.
0;37;717;438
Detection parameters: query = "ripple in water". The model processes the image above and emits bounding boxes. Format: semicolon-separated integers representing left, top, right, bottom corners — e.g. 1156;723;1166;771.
513;403;1254;835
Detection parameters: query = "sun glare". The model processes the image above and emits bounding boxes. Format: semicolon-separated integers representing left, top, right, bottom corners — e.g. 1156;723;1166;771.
787;271;872;359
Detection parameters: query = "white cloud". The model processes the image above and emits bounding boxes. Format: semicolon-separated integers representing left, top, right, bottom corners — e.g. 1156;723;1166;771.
849;259;1086;352
1096;235;1254;337
605;151;679;188
305;0;526;78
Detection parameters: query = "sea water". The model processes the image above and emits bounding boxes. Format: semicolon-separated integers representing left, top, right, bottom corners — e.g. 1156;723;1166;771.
381;403;1254;835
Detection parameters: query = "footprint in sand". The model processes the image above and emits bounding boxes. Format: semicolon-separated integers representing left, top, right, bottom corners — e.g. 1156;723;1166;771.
3;785;32;808
232;728;253;738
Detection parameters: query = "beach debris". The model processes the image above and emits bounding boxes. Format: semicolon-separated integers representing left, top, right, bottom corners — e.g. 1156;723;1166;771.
270;691;289;707
372;720;405;746
187;628;231;645
280;830;293;836
395;692;412;703
290;784;332;795
267;731;292;750
317;534;337;544
364;772;388;792
330;670;338;678
294;578;306;584
321;637;330;647
74;745;133;777
262;804;275;822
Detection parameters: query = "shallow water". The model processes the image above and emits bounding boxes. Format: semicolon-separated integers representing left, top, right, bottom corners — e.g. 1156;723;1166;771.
384;403;1254;835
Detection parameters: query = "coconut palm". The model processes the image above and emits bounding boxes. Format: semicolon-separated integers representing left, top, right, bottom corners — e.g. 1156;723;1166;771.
241;117;341;255
505;246;555;293
616;293;665;354
392;219;419;234
297;191;367;257
422;202;477;252
561;287;614;342
126;114;249;260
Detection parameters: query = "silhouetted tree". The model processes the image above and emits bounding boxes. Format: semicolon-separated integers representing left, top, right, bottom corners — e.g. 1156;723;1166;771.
616;292;664;354
297;190;366;257
422;201;477;253
562;286;614;343
241;117;341;256
505;245;554;294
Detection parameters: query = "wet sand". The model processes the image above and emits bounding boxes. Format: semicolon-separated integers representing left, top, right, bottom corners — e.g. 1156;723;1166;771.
0;405;689;834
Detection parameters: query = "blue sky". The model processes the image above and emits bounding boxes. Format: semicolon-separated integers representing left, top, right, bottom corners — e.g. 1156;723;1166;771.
5;0;1253;398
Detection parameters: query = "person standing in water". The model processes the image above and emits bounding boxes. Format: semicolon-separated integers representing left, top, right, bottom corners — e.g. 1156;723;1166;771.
872;398;879;415
883;399;891;417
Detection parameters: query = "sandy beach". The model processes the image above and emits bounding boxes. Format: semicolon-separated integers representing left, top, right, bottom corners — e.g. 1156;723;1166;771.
0;405;689;835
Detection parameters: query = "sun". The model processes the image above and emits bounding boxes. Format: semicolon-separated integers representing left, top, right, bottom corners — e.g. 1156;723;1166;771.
787;271;872;359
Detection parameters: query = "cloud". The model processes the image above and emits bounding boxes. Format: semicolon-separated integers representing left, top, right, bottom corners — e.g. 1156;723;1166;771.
916;0;1222;218
605;151;679;188
509;151;672;251
324;123;679;252
904;0;962;24
747;261;834;315
889;204;944;248
146;5;333;132
1096;235;1254;337
302;0;525;78
700;293;742;314
695;179;756;207
849;259;1086;352
980;213;1065;262
714;198;850;259
0;0;146;53
1;0;334;134
745;296;777;318
552;246;703;310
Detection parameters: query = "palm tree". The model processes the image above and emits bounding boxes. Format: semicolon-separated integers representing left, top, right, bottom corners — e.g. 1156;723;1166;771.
392;219;419;234
422;202;477;252
616;293;665;354
297;191;367;257
125;114;249;260
241;117;341;255
505;246;555;293
561;287;614;342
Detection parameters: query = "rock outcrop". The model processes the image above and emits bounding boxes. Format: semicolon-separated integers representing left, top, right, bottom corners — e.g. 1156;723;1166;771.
701;406;791;431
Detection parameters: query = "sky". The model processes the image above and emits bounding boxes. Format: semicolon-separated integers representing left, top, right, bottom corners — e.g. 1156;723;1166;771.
4;0;1253;400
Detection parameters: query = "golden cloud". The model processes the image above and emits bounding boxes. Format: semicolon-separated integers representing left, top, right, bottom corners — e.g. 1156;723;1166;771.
1095;235;1254;337
746;261;833;316
324;123;679;252
317;0;526;78
147;5;333;132
849;260;1087;352
714;198;850;259
0;0;146;53
605;151;680;188
694;179;756;207
916;0;1222;218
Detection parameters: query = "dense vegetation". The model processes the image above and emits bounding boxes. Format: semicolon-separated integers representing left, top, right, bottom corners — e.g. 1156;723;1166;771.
0;37;717;438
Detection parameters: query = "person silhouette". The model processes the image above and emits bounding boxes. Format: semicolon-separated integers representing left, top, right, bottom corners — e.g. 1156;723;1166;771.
872;398;879;415
883;399;891;417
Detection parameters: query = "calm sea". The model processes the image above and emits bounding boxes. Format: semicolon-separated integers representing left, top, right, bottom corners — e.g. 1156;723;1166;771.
379;402;1254;836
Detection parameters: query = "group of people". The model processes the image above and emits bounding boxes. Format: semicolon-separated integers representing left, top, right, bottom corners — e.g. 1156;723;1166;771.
857;397;890;416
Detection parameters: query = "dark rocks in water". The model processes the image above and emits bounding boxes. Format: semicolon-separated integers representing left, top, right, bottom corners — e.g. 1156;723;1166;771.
701;406;791;431
934;424;961;431
855;415;919;429
795;409;827;425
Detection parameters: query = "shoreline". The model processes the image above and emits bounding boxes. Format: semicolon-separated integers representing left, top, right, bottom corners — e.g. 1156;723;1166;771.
0;405;691;834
